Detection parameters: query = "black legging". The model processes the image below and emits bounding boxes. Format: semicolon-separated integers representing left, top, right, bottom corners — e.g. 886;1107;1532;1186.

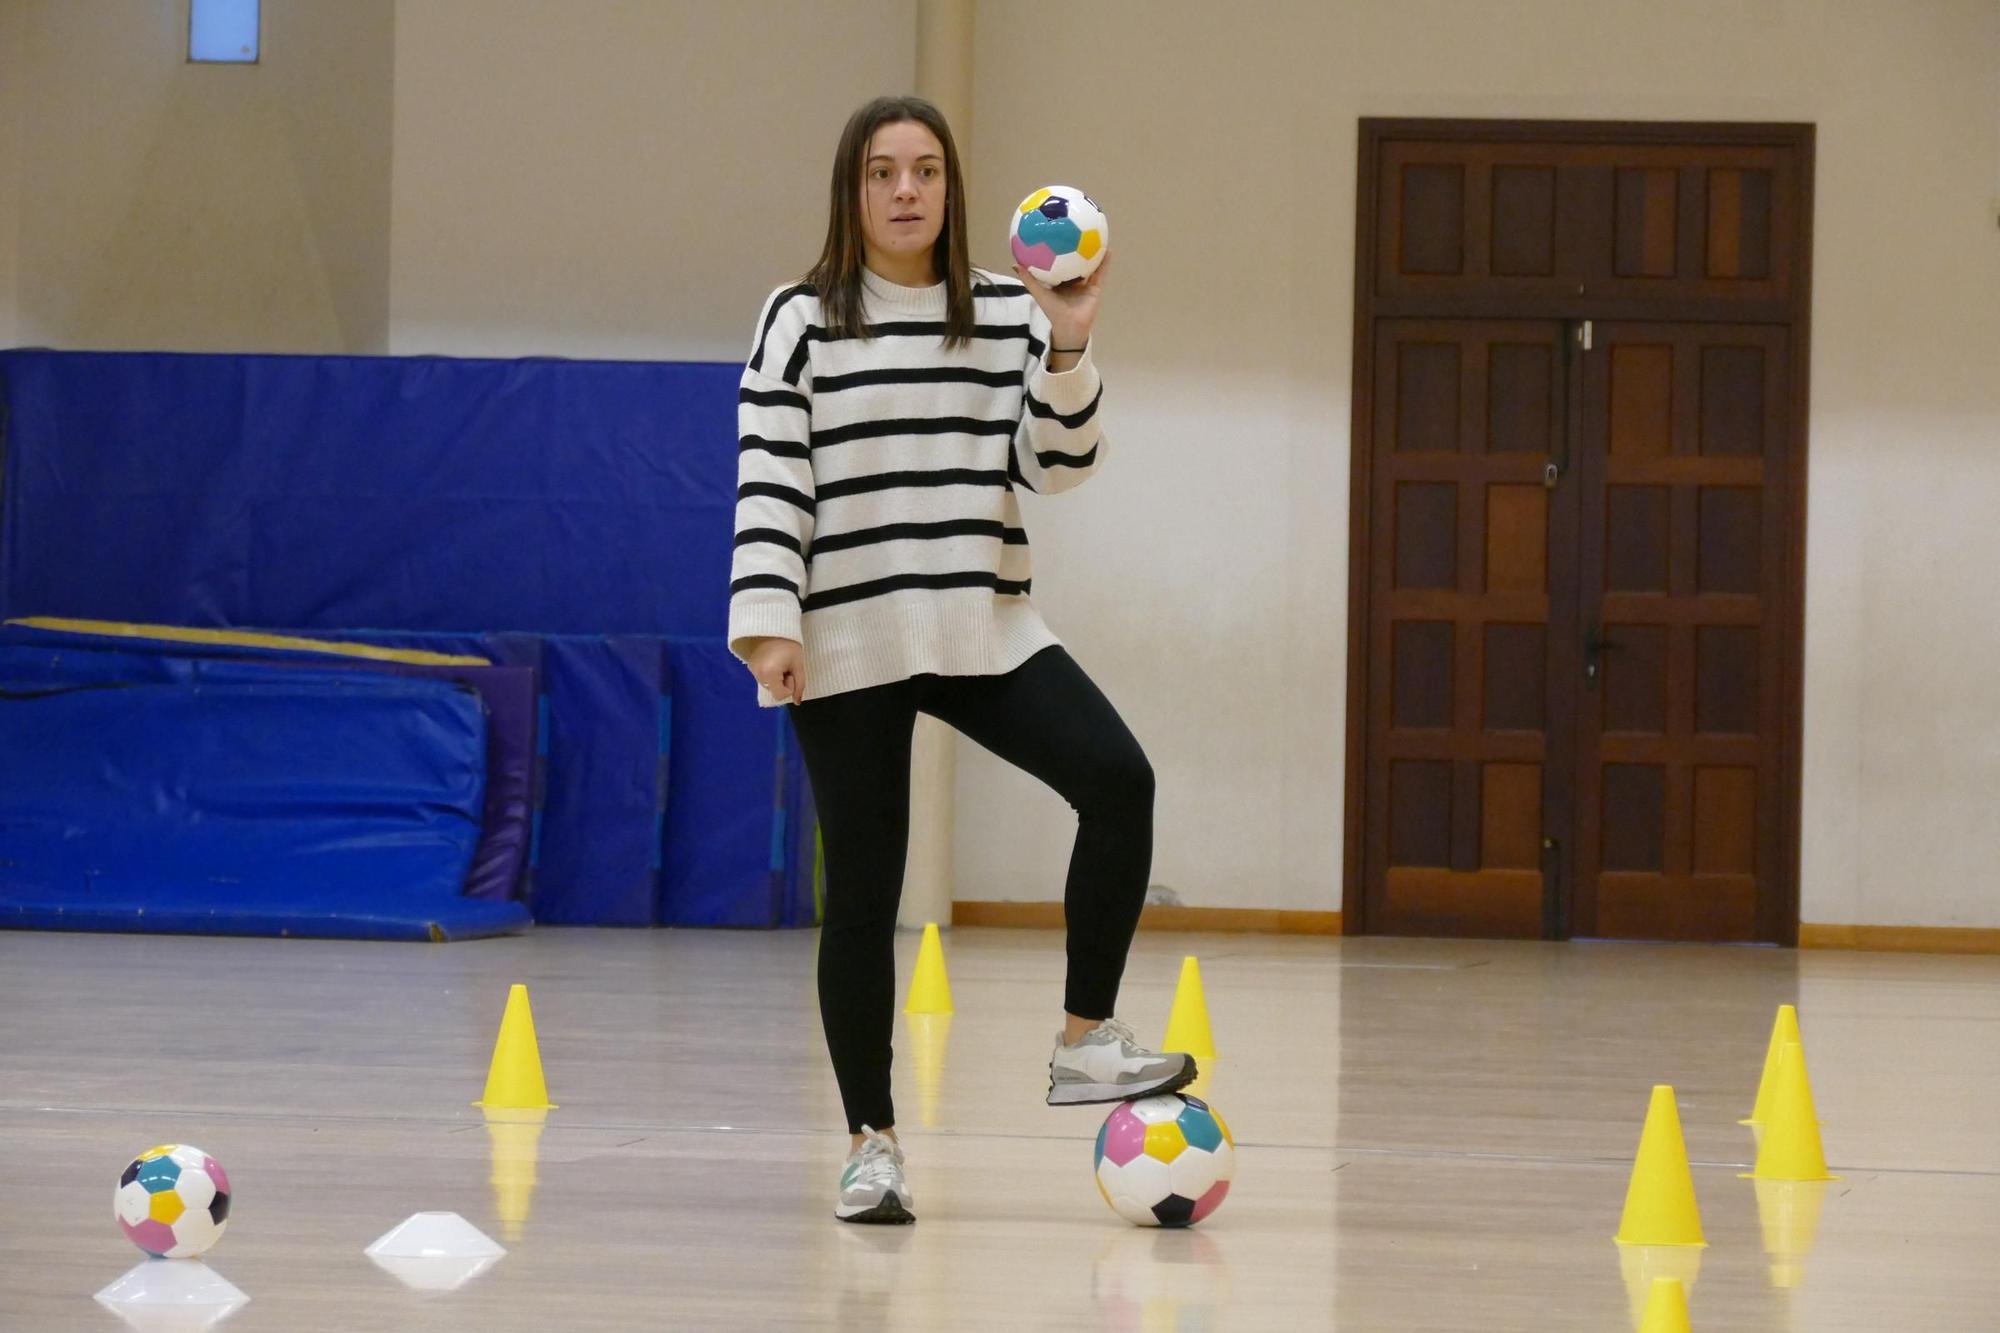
788;645;1155;1135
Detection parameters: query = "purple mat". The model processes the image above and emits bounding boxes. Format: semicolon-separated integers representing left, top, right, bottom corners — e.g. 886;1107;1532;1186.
351;662;534;903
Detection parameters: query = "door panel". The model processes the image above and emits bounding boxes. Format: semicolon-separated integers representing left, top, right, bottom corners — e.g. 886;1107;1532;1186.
1374;138;1801;314
1572;322;1790;941
1364;320;1575;938
1360;318;1792;942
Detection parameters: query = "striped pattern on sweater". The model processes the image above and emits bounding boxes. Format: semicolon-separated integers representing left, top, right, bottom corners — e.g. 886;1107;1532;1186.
726;265;1106;705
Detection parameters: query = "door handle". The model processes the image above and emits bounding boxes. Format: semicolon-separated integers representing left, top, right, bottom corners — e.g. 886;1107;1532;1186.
1554;321;1577;484
1585;621;1618;686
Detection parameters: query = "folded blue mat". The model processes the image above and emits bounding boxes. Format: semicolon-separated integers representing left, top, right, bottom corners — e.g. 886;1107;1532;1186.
0;660;527;941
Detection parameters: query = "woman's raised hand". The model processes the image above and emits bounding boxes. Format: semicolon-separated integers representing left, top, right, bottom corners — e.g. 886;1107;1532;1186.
1012;248;1110;351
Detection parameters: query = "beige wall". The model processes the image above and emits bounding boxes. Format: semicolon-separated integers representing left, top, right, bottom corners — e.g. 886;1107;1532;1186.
387;0;915;359
0;1;22;348
12;0;392;353
7;1;1997;930
953;0;2000;929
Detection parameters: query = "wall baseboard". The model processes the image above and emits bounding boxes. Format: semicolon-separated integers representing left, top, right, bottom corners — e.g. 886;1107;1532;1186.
950;909;2000;953
951;901;1344;935
1798;923;2000;955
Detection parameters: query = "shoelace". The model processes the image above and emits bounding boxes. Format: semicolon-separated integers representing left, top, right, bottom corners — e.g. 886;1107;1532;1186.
1053;1017;1145;1062
1095;1017;1140;1050
849;1131;904;1191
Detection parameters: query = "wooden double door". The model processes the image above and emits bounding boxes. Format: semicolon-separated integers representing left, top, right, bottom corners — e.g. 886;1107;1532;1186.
1346;121;1813;942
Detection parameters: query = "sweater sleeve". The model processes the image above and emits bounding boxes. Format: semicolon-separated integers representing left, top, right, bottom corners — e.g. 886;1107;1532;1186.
1008;295;1106;496
728;285;817;662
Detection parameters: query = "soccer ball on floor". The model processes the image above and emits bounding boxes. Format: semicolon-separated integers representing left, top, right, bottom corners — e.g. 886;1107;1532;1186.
115;1143;232;1258
1009;185;1109;288
1093;1093;1235;1227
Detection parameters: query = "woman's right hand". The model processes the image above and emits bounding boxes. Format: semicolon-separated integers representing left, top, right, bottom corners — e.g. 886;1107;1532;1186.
744;636;806;704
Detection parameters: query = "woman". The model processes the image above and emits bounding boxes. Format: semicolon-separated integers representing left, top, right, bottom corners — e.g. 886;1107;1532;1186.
728;95;1194;1225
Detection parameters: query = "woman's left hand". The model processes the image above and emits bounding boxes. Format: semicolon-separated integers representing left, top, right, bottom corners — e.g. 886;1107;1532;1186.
1012;249;1110;351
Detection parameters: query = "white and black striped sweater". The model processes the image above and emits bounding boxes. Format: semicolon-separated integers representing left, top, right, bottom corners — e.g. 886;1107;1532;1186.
727;264;1106;706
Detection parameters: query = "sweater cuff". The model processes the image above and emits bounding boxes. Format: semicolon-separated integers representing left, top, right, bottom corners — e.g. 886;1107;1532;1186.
1032;341;1101;415
728;596;803;663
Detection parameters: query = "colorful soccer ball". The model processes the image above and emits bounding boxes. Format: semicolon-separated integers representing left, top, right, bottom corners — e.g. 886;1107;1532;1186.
115;1144;232;1258
1009;185;1108;288
1093;1093;1234;1227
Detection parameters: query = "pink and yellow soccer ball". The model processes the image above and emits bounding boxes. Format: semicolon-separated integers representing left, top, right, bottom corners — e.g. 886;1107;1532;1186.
114;1144;232;1258
1009;185;1109;288
1093;1093;1234;1227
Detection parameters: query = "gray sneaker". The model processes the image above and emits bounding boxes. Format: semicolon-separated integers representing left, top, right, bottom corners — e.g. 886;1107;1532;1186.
835;1126;915;1224
1047;1018;1198;1106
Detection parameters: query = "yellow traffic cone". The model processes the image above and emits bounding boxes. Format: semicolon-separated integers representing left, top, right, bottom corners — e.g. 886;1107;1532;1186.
1742;1041;1838;1182
1620;1245;1703;1332
1741;1004;1802;1125
474;983;556;1110
483;1106;548;1243
1754;1178;1830;1288
903;922;954;1014
1615;1086;1707;1247
906;1012;953;1127
1163;956;1216;1062
1637;1277;1692;1333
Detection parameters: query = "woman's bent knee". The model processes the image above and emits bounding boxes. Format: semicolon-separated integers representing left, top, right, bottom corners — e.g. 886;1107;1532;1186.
1074;746;1154;818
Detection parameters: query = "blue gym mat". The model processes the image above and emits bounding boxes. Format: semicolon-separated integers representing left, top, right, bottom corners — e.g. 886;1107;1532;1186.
0;656;527;941
0;349;815;933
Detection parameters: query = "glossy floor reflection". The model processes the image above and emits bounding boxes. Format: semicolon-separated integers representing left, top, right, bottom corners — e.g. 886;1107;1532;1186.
3;928;1996;1329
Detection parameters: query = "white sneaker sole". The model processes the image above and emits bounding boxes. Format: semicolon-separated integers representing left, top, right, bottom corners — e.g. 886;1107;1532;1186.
1046;1057;1198;1106
836;1191;915;1224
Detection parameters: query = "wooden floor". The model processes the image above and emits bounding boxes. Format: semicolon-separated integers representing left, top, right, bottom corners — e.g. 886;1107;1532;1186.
4;926;1997;1330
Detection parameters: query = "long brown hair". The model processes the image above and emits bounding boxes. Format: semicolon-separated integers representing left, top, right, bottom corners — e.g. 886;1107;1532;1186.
802;96;975;350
